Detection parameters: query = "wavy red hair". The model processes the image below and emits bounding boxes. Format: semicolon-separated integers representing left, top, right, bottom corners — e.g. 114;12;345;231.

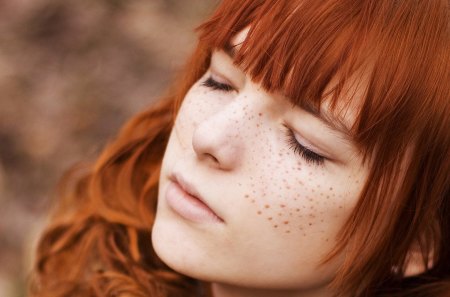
30;1;449;296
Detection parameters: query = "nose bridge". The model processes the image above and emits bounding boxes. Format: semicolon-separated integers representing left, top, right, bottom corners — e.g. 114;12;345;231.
192;93;258;170
212;93;252;129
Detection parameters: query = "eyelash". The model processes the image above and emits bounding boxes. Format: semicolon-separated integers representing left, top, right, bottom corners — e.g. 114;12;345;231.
201;76;234;92
283;125;325;166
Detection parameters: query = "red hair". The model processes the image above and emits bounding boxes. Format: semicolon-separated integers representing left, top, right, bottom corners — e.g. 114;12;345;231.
30;1;449;296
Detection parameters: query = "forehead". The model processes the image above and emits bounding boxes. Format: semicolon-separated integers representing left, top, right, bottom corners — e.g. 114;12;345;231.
228;27;250;53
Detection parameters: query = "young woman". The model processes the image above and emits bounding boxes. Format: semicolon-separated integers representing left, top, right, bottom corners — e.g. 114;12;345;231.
29;0;449;296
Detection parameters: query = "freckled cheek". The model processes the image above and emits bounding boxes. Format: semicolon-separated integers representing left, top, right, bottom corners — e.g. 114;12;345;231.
242;179;317;235
239;153;320;235
239;147;349;240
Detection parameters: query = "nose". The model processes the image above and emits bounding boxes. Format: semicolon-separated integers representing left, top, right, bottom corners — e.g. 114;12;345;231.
192;99;246;170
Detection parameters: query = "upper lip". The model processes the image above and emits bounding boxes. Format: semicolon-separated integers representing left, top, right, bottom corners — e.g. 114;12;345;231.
169;172;224;221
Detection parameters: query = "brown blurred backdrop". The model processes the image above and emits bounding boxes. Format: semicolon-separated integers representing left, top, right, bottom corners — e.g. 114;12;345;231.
0;1;217;296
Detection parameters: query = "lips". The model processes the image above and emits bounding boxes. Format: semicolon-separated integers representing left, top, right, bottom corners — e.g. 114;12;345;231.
165;173;224;223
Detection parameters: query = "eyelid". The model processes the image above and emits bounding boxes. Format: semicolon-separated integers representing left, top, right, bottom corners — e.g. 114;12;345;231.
285;109;344;156
283;125;325;166
288;126;329;158
209;70;237;91
210;51;245;88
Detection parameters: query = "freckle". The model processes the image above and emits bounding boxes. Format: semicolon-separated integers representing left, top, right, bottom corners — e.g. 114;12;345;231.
258;112;263;116
274;225;278;228
326;196;330;199
280;204;286;208
283;221;289;225
296;208;300;212
257;211;262;215
251;199;255;203
245;194;249;198
264;204;270;209
308;223;313;226
268;217;273;221
278;213;282;216
286;230;290;233
329;187;333;190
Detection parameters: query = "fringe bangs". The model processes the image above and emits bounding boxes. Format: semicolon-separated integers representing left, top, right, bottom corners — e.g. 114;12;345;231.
197;0;448;156
198;0;373;134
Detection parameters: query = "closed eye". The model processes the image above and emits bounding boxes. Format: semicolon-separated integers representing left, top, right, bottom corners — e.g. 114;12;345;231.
283;124;325;166
201;76;234;92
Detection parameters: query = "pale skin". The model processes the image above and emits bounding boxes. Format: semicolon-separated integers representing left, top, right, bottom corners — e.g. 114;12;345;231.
151;30;372;297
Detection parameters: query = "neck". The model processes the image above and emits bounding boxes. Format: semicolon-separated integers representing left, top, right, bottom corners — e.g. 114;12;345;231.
211;282;333;297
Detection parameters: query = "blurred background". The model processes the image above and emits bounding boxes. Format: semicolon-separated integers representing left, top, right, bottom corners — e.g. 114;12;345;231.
0;1;217;296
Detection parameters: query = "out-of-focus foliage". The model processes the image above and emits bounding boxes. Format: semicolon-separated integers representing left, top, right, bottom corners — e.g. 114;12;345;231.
0;1;216;296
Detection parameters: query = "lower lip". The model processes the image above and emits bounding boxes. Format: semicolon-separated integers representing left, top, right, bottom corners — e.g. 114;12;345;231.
165;181;223;223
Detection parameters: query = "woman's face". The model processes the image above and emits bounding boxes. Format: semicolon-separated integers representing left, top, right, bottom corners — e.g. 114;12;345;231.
152;37;369;295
